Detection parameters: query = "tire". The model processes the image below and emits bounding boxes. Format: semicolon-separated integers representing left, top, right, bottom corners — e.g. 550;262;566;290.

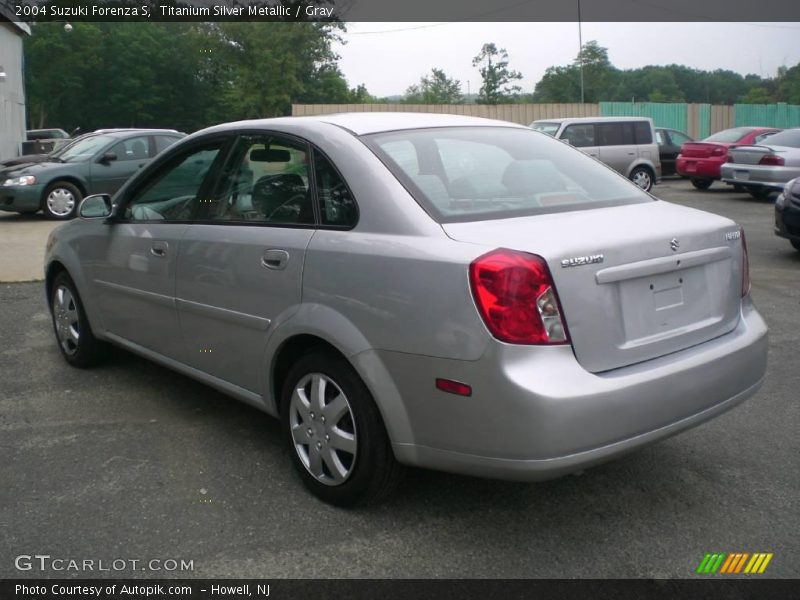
629;166;654;192
42;181;82;220
281;350;405;506
791;240;800;252
690;178;713;190
50;271;109;367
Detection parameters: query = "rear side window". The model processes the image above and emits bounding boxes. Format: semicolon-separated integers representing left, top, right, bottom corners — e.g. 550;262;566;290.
634;122;652;144
155;135;181;154
365;126;652;224
314;150;357;227
597;122;636;146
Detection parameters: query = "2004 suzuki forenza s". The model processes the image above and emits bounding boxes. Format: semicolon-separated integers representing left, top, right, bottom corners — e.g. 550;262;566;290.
45;113;768;505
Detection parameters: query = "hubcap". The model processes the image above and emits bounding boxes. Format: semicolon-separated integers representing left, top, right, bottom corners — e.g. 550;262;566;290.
53;285;80;355
632;170;651;190
289;373;357;486
47;188;76;217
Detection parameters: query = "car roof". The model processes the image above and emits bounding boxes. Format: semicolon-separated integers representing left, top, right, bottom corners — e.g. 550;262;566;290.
532;116;652;124
200;112;528;137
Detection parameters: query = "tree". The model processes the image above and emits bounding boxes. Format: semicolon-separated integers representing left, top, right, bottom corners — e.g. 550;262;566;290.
404;68;463;104
573;41;619;102
776;64;800;104
472;43;523;104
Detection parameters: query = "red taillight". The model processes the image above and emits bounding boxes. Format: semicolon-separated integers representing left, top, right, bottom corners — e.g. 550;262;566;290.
711;146;726;157
469;248;569;345
759;154;785;166
741;229;750;297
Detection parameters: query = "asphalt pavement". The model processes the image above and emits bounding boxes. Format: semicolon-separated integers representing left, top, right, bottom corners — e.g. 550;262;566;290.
1;179;798;578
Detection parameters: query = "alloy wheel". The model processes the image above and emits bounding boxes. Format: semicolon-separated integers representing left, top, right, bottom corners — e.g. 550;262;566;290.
288;372;357;486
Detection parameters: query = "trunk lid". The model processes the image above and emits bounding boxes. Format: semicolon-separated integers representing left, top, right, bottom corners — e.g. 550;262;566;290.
444;201;745;373
679;142;729;158
728;144;784;165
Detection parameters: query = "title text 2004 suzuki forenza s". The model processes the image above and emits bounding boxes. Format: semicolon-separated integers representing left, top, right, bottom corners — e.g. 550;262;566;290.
45;113;768;505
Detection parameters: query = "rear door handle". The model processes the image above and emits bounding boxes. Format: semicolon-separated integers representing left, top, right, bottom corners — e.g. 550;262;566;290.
262;249;290;270
150;241;168;258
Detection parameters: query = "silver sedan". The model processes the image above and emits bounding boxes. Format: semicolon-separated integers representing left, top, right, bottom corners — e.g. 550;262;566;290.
721;128;800;198
44;113;768;505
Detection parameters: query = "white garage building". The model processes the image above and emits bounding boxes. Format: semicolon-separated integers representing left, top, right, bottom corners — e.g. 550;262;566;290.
0;2;29;161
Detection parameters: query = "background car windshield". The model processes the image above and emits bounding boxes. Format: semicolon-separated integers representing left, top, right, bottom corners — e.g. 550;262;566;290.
704;128;755;143
365;126;651;223
759;129;800;148
57;135;115;162
531;122;560;136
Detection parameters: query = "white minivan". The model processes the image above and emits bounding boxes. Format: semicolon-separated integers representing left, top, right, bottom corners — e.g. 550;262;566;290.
531;116;661;192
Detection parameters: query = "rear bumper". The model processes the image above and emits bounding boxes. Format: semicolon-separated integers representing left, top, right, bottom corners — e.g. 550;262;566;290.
380;299;768;481
676;157;723;179
0;184;43;212
721;164;800;190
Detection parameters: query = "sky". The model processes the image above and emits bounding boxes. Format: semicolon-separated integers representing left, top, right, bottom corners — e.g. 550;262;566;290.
334;22;800;98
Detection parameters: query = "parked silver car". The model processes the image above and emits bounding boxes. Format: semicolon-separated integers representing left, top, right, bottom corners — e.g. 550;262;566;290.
45;113;767;505
530;116;661;191
721;128;800;199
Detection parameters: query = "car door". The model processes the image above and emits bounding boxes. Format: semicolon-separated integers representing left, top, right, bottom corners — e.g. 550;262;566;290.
663;130;691;175
90;135;152;195
174;133;316;394
90;138;231;360
597;121;637;175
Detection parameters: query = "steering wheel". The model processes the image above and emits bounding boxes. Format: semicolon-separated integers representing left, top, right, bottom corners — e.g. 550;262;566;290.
266;194;306;221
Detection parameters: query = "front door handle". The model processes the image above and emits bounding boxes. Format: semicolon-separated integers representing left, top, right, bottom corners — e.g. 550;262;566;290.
150;241;168;258
262;249;289;270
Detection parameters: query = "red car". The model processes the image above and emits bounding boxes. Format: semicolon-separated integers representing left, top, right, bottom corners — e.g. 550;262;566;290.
676;127;780;190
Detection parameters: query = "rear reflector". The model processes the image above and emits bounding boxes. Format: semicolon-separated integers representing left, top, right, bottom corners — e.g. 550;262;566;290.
469;248;569;345
435;378;472;397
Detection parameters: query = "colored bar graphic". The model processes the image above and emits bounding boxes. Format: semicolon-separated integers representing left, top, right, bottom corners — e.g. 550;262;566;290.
734;553;749;573
699;552;774;575
758;553;773;573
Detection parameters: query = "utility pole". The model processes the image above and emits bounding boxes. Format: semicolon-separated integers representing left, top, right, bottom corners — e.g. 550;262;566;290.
577;0;584;104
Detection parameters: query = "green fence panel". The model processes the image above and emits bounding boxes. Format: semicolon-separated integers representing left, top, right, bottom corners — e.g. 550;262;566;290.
734;103;800;128
600;102;687;132
698;104;711;139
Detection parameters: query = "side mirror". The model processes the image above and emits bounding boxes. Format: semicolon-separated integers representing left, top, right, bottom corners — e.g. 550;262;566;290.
99;152;117;164
79;194;113;220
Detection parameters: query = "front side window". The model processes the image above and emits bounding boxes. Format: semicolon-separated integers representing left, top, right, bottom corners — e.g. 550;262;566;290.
562;124;596;147
365;126;652;223
201;136;313;225
124;141;225;221
531;122;560;136
108;136;151;161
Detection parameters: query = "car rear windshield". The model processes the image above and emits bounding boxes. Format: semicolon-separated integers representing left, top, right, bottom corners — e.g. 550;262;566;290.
759;129;800;148
530;122;560;136
704;128;760;143
363;126;652;223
